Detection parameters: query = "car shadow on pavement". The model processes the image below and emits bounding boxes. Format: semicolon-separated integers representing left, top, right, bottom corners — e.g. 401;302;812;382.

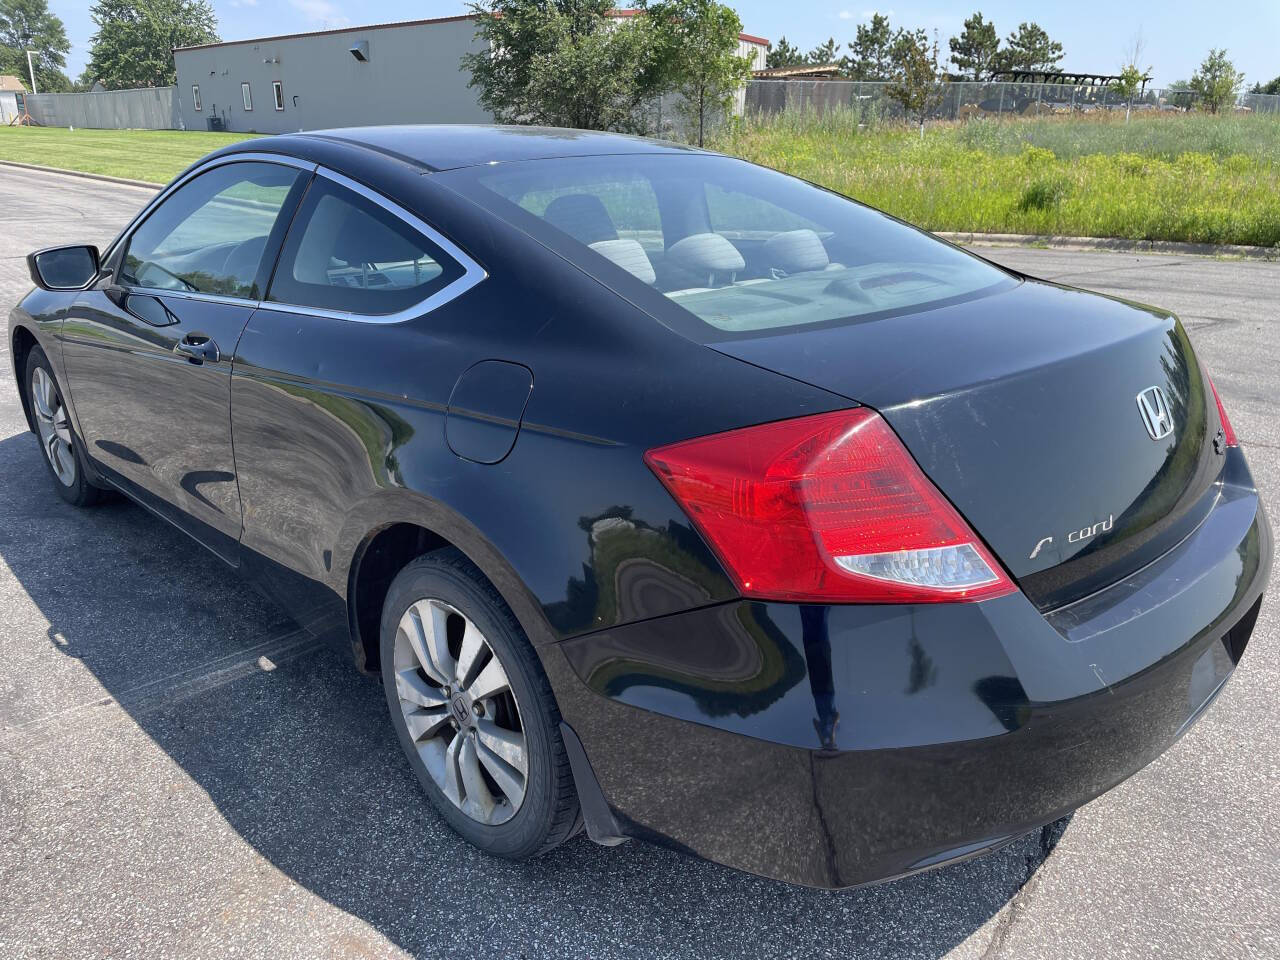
0;431;1069;959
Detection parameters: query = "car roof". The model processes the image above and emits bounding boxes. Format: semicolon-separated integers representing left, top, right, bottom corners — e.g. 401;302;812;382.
233;124;707;173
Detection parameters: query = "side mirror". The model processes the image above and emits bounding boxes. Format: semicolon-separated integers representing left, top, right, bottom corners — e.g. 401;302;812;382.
27;245;101;291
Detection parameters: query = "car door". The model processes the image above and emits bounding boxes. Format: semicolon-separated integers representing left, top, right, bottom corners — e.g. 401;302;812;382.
61;157;311;564
229;169;485;634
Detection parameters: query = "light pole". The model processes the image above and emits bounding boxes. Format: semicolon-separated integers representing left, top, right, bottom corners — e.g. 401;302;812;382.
26;50;38;94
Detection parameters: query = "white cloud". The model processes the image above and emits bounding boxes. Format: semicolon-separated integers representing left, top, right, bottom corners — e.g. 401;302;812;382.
289;0;350;26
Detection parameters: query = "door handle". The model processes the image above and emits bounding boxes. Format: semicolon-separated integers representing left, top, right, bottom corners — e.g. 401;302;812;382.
175;333;220;364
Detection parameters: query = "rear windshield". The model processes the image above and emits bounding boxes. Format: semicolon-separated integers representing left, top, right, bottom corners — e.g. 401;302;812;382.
450;153;1015;341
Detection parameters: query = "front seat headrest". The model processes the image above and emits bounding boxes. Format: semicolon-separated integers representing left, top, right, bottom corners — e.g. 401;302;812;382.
764;229;830;274
332;202;427;267
666;233;746;282
589;238;656;285
543;194;619;245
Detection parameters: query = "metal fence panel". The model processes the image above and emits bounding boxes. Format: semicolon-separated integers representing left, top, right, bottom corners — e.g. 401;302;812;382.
1240;92;1280;115
24;87;179;130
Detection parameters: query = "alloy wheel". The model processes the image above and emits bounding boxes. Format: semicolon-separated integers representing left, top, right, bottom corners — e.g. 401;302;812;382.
392;597;528;825
30;366;76;487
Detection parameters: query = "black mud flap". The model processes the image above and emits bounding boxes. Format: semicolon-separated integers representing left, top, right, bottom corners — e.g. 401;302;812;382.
560;721;628;847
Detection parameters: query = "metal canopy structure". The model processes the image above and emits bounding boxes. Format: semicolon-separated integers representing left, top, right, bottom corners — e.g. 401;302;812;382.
991;69;1151;94
752;64;844;80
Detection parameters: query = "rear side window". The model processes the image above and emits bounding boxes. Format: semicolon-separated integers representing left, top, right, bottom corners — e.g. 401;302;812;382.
120;161;301;299
268;178;465;315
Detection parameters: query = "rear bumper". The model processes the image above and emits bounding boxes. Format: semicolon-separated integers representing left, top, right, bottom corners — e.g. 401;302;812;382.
551;451;1271;888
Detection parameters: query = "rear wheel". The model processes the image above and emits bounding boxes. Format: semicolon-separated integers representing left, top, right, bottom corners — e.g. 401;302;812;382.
24;346;106;508
380;548;579;858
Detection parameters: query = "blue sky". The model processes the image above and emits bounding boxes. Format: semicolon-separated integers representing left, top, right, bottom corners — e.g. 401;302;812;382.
50;0;1279;89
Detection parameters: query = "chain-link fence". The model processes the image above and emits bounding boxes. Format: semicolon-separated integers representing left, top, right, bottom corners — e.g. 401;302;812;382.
745;80;1280;122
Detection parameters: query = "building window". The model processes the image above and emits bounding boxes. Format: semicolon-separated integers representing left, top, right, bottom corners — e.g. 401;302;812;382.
272;81;284;111
192;84;202;111
241;82;253;111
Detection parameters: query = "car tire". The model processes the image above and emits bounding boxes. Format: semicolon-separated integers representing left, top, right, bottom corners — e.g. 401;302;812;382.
24;346;107;508
380;547;580;859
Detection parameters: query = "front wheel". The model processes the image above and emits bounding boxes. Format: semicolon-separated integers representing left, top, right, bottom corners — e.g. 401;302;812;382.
24;346;106;508
380;548;580;859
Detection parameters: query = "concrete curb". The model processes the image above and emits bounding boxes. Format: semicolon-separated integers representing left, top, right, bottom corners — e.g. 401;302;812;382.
0;159;162;190
937;231;1280;261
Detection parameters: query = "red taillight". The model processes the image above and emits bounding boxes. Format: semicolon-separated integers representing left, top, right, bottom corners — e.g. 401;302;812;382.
644;408;1016;604
1208;376;1238;447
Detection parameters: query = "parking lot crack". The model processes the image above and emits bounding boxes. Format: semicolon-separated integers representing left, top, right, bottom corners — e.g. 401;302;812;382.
978;821;1063;960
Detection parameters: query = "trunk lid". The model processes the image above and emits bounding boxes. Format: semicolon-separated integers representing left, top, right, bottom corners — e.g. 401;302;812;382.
711;278;1223;610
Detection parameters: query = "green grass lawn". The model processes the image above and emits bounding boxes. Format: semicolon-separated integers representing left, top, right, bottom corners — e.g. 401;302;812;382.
0;126;256;184
710;111;1280;248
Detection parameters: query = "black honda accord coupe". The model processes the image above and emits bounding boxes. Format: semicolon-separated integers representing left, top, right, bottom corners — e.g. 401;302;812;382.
9;126;1270;888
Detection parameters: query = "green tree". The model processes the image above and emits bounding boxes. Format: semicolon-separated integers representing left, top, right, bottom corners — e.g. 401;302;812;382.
886;28;947;135
645;0;754;146
993;21;1063;73
1248;75;1279;95
1164;78;1194;110
765;35;802;69
1112;32;1150;112
0;0;70;91
1190;48;1243;114
1110;65;1148;121
841;12;894;80
462;0;660;132
85;0;218;89
1110;33;1149;121
948;12;999;80
1111;65;1146;104
806;36;840;66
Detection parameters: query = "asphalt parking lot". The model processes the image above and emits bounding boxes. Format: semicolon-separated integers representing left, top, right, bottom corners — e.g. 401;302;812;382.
1;165;1277;960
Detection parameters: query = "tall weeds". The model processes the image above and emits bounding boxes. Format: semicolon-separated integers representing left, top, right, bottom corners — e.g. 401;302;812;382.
710;112;1280;246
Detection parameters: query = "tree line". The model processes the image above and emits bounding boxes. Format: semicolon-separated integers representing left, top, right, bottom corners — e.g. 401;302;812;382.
766;14;1064;80
767;11;1265;119
0;0;216;92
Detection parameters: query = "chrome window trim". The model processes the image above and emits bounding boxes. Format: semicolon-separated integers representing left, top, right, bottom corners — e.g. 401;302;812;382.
105;155;486;323
258;165;487;325
115;287;270;308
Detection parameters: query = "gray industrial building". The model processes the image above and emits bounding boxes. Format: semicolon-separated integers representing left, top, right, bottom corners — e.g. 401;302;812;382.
173;15;491;134
172;13;767;135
